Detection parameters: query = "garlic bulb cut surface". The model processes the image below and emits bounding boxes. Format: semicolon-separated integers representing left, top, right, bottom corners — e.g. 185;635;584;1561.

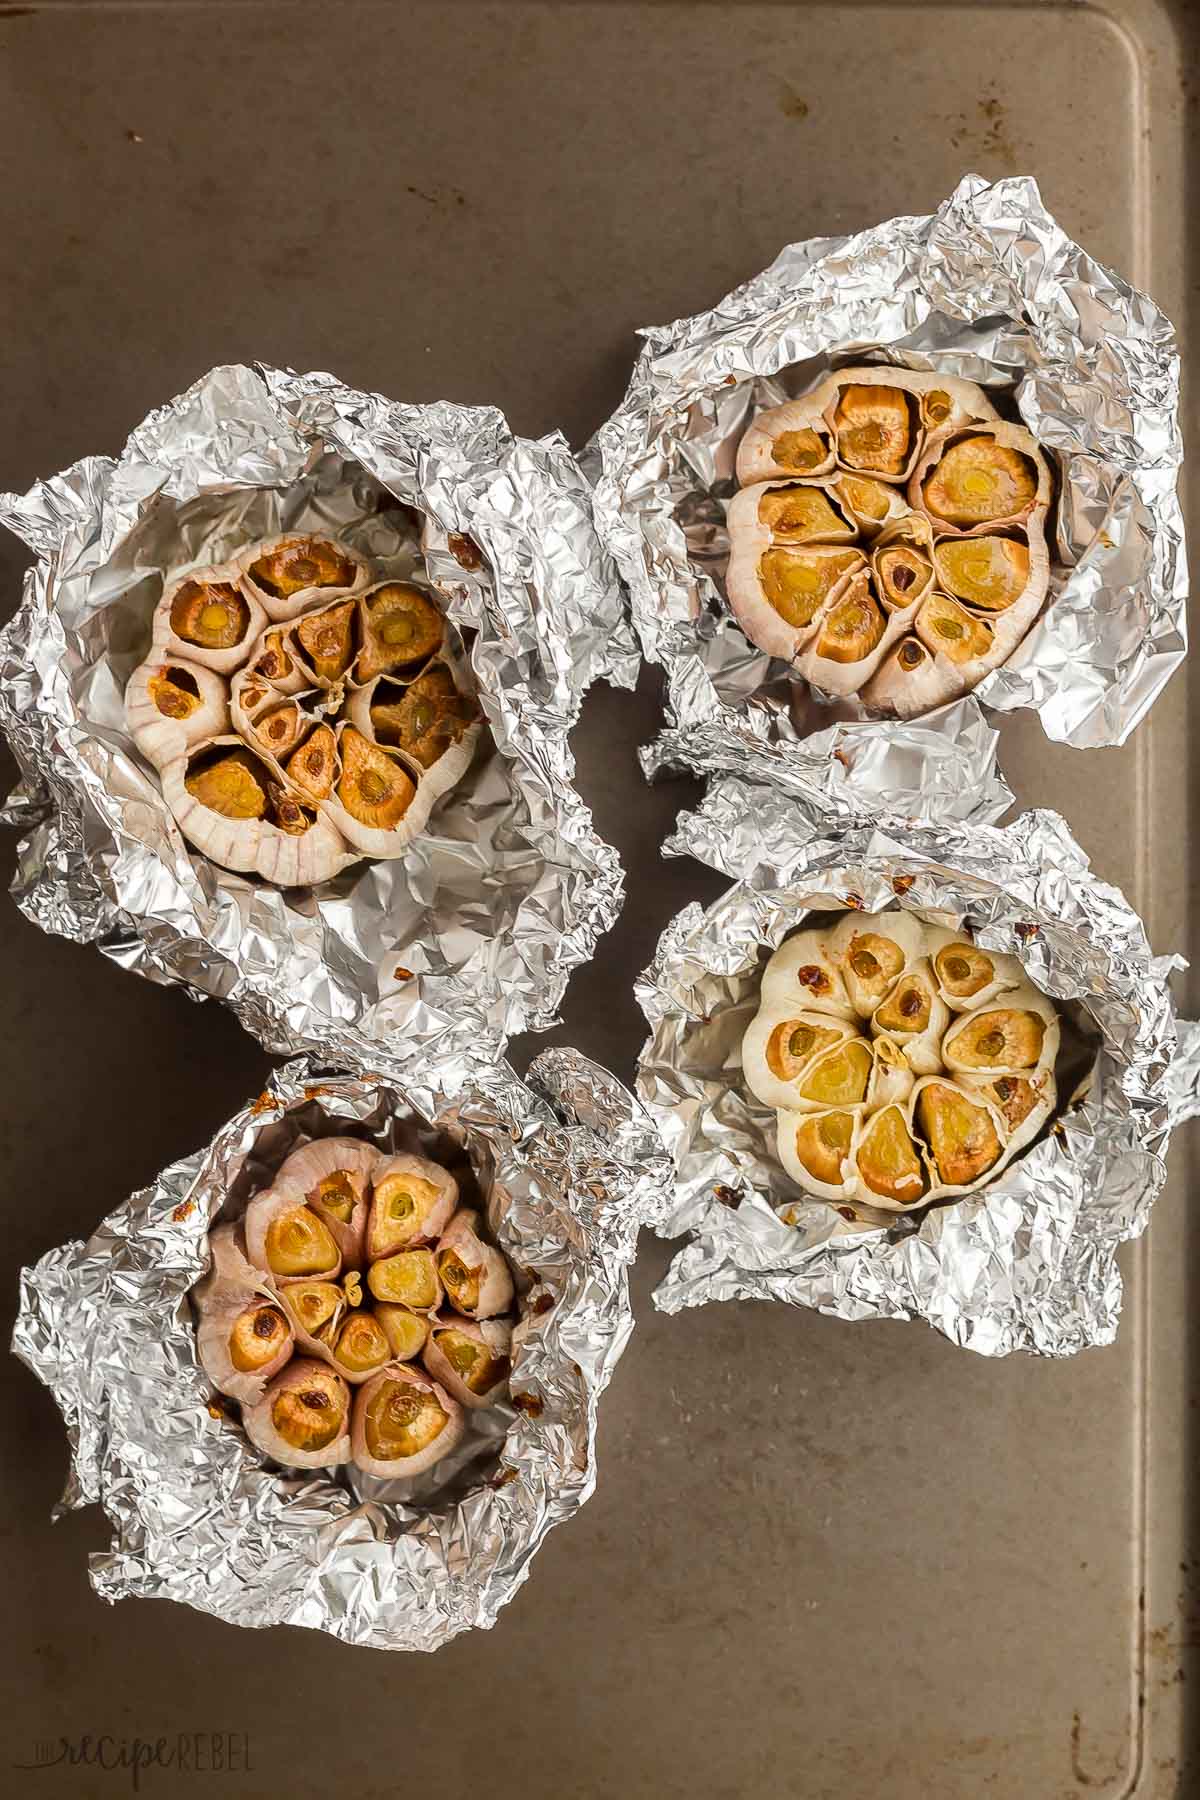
127;532;481;884
727;367;1053;715
745;909;1062;1214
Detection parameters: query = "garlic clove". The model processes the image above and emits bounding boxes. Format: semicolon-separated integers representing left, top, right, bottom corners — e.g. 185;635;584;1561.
832;383;915;479
374;1304;431;1362
243;1358;351;1469
163;569;266;675
126;657;231;775
776;1106;859;1200
912;1078;1003;1190
293;599;357;685
366;1154;458;1257
244;1185;342;1283
741;1005;858;1111
239;534;369;622
827;909;925;1017
925;928;1027;1012
855;1103;928;1210
356;581;444;682
422;1315;512;1410
367;1247;442;1311
869;959;949;1074
435;1209;514;1320
760;929;856;1019
350;1364;464;1478
942;984;1060;1076
267;1137;380;1269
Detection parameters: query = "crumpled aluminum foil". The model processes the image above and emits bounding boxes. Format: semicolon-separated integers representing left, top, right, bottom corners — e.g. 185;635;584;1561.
637;776;1193;1356
12;1051;666;1650
591;173;1185;812
0;363;637;1079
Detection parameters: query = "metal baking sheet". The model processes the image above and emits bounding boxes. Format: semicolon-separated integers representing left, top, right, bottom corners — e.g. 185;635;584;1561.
1;1;1196;1795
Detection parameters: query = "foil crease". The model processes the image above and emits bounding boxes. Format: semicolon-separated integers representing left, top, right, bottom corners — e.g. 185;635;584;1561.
591;173;1185;807
12;1053;666;1650
0;363;637;1079
638;777;1188;1356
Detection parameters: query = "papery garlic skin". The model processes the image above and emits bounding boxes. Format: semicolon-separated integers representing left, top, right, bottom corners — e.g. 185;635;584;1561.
422;1316;513;1410
350;1363;465;1478
746;908;1063;1216
436;1209;515;1321
243;1358;352;1470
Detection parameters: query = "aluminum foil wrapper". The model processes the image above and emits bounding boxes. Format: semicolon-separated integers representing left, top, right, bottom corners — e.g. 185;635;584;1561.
0;363;637;1078
591;173;1185;811
12;1052;665;1650
637;776;1192;1356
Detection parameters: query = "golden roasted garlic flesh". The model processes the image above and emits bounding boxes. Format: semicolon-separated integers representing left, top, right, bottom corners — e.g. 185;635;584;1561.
229;1304;290;1373
757;547;863;627
935;536;1030;612
922;437;1038;527
170;580;250;650
436;1248;480;1315
793;1111;855;1187
248;537;360;600
251;629;295;685
757;485;853;543
369;668;474;768
362;1375;449;1462
771;426;828;471
875;548;931;610
431;1326;510;1395
270;1368;348;1452
375;1304;429;1361
358;584;444;681
184;748;269;821
330;1310;391;1376
149;665;203;720
295;600;356;683
814;588;885;664
765;1018;845;1081
915;594;993;665
874;973;933;1036
948;1007;1046;1070
369;1174;445;1256
834;474;896;523
264;1205;340;1278
337;730;416;830
283;1280;343;1337
934;943;995;1001
796;1038;873;1108
857;1105;926;1205
255;703;306;759
833;384;912;477
367;1248;440;1309
915;1083;1001;1187
286;725;336;801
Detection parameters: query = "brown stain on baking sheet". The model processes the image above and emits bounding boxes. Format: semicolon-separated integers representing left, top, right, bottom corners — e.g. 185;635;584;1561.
778;83;809;121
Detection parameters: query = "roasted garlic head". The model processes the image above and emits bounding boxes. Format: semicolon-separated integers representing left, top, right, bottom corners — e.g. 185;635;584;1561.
193;1134;519;1473
743;910;1061;1214
126;533;481;885
727;368;1053;717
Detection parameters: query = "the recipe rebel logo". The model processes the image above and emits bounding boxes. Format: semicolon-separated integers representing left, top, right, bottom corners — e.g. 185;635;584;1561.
13;1733;253;1791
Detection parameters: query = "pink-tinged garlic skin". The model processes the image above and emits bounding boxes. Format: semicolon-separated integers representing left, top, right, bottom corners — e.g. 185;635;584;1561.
366;1153;459;1258
158;564;268;676
243;1185;343;1285
236;533;372;623
436;1209;515;1321
267;1137;380;1270
350;1363;465;1478
125;656;231;776
422;1316;513;1410
243;1358;352;1470
736;369;1000;488
759;930;856;1021
192;1222;295;1405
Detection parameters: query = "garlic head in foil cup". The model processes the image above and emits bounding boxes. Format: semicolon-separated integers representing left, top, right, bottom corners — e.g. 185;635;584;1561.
11;1055;666;1650
636;777;1187;1357
591;173;1185;809
0;363;636;1080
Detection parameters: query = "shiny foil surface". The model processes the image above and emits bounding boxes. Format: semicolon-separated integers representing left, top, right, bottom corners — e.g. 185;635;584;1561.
0;364;636;1078
591;174;1185;808
637;778;1192;1356
12;1053;666;1649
